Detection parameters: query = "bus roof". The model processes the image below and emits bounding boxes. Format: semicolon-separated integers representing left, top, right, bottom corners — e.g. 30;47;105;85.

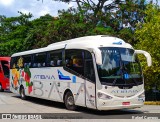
0;57;10;61
11;35;133;57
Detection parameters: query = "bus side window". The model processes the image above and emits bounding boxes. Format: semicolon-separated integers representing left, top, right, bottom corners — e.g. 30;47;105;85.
84;51;95;82
65;49;84;76
48;50;62;67
23;55;32;68
50;60;55;66
66;59;73;67
33;63;37;67
33;53;46;68
57;60;62;66
10;57;19;69
1;61;9;78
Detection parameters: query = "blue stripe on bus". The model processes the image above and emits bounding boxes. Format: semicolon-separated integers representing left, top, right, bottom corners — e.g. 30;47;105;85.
57;70;71;80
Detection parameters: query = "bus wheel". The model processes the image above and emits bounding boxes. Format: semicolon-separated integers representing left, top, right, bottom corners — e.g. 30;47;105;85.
20;87;26;100
64;91;76;110
0;84;4;92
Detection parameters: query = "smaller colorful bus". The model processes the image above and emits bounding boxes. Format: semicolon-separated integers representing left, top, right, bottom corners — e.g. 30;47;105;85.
0;57;10;92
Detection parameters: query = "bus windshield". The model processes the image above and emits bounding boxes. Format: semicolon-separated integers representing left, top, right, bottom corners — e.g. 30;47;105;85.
97;47;143;87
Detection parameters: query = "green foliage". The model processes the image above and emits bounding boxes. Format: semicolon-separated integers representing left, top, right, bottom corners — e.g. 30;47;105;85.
118;28;133;44
0;1;149;56
0;39;25;56
24;14;53;49
0;8;117;55
91;26;115;35
135;4;160;90
0;12;32;55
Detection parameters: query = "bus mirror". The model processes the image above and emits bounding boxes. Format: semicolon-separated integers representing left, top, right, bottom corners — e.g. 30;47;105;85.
93;48;102;65
135;50;152;67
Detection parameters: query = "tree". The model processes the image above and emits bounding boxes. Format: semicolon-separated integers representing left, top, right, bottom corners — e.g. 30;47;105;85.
0;1;155;58
51;0;149;45
135;4;160;90
0;12;33;55
53;0;124;22
0;12;32;43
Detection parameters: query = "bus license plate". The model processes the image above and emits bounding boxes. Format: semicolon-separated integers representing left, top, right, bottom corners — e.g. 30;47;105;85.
122;102;130;105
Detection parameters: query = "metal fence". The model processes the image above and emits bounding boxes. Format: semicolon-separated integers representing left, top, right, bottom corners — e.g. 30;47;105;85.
145;90;160;101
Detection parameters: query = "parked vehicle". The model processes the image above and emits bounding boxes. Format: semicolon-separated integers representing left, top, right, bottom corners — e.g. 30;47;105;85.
0;57;10;92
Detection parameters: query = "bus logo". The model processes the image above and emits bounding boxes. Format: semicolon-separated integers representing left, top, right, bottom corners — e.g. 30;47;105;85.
57;70;71;80
111;89;139;94
34;75;55;80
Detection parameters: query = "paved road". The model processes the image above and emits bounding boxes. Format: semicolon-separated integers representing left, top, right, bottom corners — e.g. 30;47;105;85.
0;91;159;120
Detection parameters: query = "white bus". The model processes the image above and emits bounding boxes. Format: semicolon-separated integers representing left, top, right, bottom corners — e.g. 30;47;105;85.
10;35;152;110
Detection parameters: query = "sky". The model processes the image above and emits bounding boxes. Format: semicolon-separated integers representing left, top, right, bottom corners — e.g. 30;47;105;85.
0;0;77;18
0;0;159;19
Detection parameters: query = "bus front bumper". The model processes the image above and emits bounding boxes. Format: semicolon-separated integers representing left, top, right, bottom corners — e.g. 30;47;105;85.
96;98;144;110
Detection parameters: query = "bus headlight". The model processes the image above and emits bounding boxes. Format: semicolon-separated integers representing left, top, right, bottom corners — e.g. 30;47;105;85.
138;92;145;102
138;92;145;98
98;92;113;100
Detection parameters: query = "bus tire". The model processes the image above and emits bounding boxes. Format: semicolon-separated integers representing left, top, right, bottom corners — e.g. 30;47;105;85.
64;91;76;110
0;84;4;92
20;86;26;100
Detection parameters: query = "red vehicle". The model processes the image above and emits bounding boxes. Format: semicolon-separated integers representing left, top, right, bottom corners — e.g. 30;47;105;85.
0;57;10;92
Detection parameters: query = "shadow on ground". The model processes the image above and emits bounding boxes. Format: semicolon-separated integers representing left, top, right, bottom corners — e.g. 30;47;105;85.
11;94;143;117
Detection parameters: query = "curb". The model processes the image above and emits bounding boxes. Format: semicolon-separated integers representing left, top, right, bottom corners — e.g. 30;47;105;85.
144;101;160;105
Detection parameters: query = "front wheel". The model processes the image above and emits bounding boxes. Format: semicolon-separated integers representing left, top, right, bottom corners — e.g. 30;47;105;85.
0;84;4;92
20;87;26;100
64;92;76;110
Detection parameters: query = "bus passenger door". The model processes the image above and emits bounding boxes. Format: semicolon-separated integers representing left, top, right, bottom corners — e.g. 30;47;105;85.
84;55;96;109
